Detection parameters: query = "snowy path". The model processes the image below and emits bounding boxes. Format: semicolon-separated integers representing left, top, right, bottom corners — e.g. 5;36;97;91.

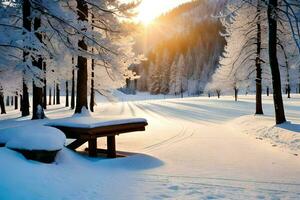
0;95;299;199
97;97;300;199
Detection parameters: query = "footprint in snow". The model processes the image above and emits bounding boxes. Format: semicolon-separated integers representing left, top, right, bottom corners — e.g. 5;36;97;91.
168;185;180;191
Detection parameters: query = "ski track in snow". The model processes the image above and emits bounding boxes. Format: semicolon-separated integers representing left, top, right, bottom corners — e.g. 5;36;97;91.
116;97;300;199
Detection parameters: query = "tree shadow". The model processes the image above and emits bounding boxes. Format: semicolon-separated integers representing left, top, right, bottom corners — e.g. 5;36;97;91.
98;152;164;171
277;122;300;132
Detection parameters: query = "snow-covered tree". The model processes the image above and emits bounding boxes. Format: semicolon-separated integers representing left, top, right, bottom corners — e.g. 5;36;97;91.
169;54;187;96
0;0;140;117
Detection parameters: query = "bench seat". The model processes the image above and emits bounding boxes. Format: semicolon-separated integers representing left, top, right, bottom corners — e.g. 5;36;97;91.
47;117;148;158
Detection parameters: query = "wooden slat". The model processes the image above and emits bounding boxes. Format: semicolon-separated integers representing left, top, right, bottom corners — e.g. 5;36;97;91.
66;139;87;150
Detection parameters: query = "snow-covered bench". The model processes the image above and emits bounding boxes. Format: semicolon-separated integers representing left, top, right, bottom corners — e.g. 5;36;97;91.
47;117;148;158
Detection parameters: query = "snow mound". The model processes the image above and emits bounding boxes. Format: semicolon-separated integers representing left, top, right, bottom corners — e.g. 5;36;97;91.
72;107;92;118
5;125;66;151
231;115;300;154
0;126;24;144
47;117;147;129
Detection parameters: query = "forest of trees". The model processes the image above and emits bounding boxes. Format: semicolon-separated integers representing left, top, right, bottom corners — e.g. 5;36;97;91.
0;0;140;119
206;0;300;124
135;0;225;96
134;0;300;124
0;0;300;125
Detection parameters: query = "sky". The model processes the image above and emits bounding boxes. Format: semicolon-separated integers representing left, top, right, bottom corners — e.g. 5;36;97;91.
136;0;191;24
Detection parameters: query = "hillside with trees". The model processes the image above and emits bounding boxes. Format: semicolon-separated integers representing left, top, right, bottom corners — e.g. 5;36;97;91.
133;0;226;95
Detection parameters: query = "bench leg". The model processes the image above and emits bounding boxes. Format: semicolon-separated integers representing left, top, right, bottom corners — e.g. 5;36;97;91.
107;136;116;158
88;139;97;157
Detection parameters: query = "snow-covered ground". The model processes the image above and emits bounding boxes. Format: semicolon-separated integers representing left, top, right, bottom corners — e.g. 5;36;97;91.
0;94;299;199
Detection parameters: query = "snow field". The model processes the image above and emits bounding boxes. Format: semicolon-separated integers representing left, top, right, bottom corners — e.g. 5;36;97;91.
0;94;299;199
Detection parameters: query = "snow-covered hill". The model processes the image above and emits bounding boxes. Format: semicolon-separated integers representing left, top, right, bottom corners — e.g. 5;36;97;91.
133;0;226;95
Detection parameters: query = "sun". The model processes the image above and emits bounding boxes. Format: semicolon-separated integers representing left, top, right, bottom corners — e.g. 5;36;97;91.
136;0;191;25
137;1;162;25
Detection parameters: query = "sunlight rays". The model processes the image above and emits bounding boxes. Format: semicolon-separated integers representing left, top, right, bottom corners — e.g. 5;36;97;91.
136;0;191;25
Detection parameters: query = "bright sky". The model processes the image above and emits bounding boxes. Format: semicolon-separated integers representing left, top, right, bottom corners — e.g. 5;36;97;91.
136;0;191;25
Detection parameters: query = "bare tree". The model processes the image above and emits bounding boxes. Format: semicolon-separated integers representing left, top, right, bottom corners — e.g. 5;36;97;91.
267;0;286;124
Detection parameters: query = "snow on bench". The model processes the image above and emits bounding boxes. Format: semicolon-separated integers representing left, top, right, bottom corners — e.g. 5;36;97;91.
46;116;148;158
47;117;148;129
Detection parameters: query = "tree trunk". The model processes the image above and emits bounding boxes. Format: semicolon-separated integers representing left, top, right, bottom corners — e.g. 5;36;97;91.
21;0;31;117
32;17;45;120
75;0;88;113
286;60;291;99
298;65;300;93
14;94;18;110
0;92;6;114
287;85;291;98
20;94;23;111
56;83;60;104
279;39;291;99
49;87;52;105
6;96;9;107
71;67;75;109
267;0;286;124
90;60;95;112
66;81;69;107
43;62;47;109
90;15;95;112
53;82;56;105
234;87;238;102
216;90;220;98
255;0;264;114
22;81;30;116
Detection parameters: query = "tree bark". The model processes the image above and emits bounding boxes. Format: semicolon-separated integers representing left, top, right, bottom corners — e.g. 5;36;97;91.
71;66;75;109
32;17;45;120
255;0;264;114
21;0;30;117
6;96;9;107
75;0;88;113
22;81;30;116
267;0;286;124
14;94;18;110
43;62;47;109
0;92;6;114
90;59;95;112
234;87;238;102
285;57;291;99
49;87;52;105
53;82;56;105
216;90;221;98
56;83;60;104
66;81;69;107
20;94;23;111
90;15;95;112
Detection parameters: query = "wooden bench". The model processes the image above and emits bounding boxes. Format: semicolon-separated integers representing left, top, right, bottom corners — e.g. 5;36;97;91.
48;118;148;158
